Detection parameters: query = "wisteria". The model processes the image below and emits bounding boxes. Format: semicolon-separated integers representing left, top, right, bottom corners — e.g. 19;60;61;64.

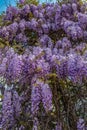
0;0;87;129
1;90;15;129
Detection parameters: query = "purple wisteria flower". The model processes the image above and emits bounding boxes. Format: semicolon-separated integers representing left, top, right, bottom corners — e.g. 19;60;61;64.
19;0;25;4
1;90;15;129
13;90;21;118
31;75;52;115
19;19;26;32
31;76;42;115
41;82;52;112
7;54;23;82
78;13;87;29
77;118;85;130
0;58;8;76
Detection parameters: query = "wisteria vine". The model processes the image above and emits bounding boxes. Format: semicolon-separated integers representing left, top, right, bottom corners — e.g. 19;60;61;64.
0;0;87;129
